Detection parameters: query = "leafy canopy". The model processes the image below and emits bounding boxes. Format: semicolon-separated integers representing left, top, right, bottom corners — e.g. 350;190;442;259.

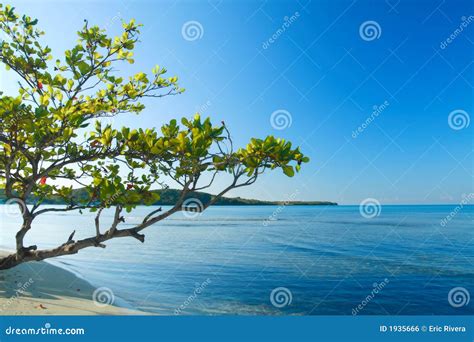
0;4;309;215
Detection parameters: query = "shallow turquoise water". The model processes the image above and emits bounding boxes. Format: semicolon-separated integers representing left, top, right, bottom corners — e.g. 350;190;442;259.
1;205;472;315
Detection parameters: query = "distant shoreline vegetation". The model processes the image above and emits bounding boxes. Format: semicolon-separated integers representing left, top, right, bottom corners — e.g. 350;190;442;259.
0;188;337;207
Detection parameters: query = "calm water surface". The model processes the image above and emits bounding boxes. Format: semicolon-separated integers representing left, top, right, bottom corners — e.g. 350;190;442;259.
0;205;472;315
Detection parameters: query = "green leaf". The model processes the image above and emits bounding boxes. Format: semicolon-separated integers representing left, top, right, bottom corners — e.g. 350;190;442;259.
282;165;295;177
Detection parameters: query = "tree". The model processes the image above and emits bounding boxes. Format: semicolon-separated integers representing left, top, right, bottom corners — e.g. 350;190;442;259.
0;5;308;270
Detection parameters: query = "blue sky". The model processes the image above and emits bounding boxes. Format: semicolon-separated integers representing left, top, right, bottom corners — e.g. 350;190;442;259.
2;0;473;204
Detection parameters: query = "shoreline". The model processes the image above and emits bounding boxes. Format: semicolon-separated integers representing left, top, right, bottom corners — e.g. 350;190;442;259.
0;251;147;315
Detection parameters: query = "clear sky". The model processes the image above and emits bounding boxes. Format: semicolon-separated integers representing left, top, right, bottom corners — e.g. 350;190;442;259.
1;0;473;204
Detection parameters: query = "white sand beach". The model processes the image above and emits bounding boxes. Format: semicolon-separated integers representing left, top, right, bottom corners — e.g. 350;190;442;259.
0;251;145;315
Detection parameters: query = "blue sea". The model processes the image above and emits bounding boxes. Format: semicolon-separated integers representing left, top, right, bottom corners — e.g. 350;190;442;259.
0;205;472;315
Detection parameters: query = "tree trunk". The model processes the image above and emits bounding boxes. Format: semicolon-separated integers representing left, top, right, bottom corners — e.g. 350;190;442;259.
0;227;146;270
0;254;21;270
0;195;189;270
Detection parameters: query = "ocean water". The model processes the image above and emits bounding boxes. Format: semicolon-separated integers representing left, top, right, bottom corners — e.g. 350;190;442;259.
0;204;472;315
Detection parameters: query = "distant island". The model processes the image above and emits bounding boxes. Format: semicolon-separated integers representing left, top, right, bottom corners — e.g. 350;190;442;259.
0;188;337;206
